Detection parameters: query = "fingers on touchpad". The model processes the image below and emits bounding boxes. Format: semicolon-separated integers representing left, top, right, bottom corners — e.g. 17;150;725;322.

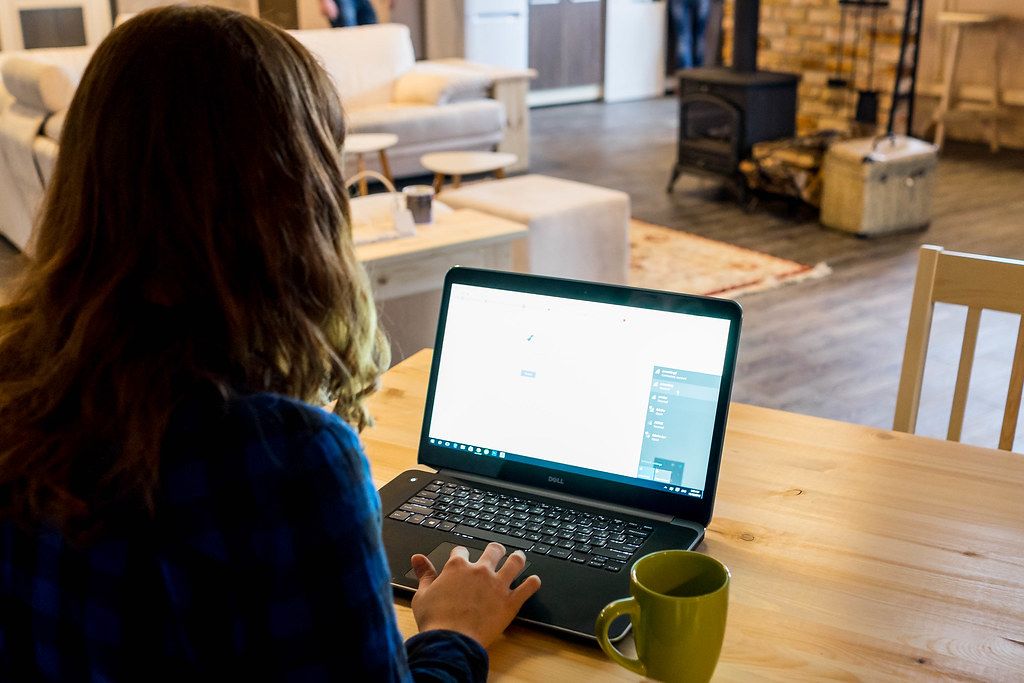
405;542;532;583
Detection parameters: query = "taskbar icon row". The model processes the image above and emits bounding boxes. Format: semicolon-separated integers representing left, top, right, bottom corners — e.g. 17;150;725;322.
659;483;703;497
429;438;506;459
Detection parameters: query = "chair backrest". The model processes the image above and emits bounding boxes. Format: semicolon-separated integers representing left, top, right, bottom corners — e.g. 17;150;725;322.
894;244;1024;450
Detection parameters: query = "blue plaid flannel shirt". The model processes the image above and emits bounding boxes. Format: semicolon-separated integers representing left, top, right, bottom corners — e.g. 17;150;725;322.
0;392;487;681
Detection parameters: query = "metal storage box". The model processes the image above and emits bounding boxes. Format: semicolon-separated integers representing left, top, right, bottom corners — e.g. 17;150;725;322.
821;135;938;236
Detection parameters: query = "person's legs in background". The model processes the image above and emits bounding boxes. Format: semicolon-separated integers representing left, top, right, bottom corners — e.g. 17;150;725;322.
693;0;708;66
354;0;378;25
669;0;709;69
325;0;378;26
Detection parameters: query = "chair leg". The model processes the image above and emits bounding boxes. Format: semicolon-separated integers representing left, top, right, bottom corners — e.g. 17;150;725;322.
989;22;1004;153
451;175;462;189
357;154;369;196
378;150;394;184
494;167;506;180
933;23;963;150
433;173;445;193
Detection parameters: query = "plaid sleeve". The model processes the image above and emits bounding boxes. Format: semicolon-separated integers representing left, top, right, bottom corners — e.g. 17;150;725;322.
244;411;488;682
405;630;489;682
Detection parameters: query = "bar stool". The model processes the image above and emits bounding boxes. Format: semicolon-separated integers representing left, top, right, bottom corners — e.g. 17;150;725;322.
931;3;1007;151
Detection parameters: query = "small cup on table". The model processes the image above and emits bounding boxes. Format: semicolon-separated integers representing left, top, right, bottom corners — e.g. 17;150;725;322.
403;185;435;224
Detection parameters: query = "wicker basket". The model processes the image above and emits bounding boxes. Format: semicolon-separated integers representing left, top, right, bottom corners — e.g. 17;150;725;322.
821;135;938;236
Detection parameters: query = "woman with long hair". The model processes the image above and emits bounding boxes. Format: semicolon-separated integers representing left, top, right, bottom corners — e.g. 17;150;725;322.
0;6;539;680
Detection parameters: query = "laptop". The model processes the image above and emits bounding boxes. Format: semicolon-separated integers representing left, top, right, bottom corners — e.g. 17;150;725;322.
378;267;742;641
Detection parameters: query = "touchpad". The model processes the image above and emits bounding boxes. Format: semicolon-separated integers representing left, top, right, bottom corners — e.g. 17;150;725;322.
404;542;532;583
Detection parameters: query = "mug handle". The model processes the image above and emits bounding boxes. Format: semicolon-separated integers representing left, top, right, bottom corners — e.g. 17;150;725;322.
595;597;645;676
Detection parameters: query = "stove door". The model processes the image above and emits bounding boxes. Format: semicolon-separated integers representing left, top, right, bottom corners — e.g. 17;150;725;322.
677;92;742;176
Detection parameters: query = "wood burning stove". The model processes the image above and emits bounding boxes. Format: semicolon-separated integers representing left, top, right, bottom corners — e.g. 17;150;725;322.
668;0;799;199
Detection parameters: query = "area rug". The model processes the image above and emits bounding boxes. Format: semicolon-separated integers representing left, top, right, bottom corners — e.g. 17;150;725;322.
629;219;831;297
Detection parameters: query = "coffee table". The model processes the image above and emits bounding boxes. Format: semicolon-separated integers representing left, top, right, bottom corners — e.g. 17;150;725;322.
420;151;518;192
356;208;527;363
346;133;399;196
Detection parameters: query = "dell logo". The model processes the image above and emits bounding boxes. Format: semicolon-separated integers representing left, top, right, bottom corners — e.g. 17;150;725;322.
548;476;565;485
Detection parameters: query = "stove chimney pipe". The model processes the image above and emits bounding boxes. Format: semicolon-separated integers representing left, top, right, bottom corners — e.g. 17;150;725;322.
733;0;760;72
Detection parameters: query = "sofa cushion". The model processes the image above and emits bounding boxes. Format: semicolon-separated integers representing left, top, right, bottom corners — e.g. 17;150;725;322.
393;63;490;106
291;24;415;111
347;100;504;149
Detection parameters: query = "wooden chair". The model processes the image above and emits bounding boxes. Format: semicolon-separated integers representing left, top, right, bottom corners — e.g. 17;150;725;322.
894;245;1024;451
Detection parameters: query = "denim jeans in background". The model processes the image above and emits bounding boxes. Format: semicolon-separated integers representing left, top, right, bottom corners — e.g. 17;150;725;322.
330;0;378;27
670;0;709;69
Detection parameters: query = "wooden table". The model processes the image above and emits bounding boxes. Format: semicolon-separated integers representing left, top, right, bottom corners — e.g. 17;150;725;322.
362;350;1024;681
356;209;526;363
356;208;526;303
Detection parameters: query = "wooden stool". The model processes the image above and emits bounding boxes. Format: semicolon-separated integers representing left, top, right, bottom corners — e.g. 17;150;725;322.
932;8;1007;151
420;151;518;193
346;133;398;196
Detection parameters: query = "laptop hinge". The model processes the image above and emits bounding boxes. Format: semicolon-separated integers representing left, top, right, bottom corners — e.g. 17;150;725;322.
438;468;680;524
669;516;706;536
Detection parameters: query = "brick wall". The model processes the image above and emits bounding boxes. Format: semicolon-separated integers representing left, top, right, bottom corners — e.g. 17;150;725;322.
722;0;909;136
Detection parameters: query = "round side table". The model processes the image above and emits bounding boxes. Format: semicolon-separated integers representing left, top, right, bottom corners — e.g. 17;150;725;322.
420;151;519;192
346;133;399;195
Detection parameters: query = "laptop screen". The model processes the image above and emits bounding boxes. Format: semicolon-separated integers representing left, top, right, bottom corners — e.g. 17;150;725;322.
424;281;734;500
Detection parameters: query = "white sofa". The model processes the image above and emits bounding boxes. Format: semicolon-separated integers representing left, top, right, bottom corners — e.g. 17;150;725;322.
0;23;532;251
0;46;90;250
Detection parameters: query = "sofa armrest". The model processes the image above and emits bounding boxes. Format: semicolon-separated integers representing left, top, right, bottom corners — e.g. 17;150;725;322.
0;48;90;114
418;59;537;86
392;63;492;106
2;58;74;114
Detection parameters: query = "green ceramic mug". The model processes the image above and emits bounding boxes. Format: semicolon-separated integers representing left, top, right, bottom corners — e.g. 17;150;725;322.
595;550;729;683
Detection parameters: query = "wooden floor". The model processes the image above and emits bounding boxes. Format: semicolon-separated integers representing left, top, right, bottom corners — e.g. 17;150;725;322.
1;96;1021;450
529;97;1024;451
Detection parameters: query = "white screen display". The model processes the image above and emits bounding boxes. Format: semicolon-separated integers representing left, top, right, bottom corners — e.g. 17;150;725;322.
427;284;732;496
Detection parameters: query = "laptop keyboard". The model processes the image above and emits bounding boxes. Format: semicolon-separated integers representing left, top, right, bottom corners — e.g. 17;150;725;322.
387;478;653;573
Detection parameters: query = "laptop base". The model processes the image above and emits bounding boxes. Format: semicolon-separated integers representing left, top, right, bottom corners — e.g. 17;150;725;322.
380;469;703;642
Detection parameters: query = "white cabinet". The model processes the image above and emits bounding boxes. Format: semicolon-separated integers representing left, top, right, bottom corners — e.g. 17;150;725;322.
603;0;667;102
426;0;529;70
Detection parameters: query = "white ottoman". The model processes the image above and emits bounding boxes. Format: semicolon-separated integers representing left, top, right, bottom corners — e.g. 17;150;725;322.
439;174;630;284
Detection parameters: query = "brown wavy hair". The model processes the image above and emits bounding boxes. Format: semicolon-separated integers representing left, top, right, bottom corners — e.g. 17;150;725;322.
0;5;389;537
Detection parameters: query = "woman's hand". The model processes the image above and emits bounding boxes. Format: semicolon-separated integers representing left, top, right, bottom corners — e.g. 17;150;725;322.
410;542;542;648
